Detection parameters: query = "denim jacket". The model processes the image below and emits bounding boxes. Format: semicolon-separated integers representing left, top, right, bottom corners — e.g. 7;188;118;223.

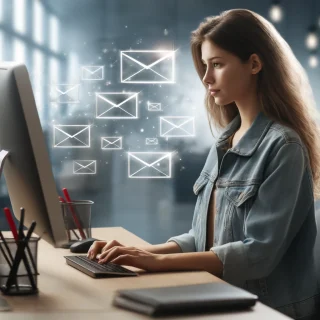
167;111;320;319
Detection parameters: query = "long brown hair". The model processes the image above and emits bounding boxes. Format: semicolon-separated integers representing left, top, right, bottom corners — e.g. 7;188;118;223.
191;9;320;200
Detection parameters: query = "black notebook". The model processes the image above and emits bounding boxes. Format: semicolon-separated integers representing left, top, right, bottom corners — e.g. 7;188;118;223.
112;282;258;317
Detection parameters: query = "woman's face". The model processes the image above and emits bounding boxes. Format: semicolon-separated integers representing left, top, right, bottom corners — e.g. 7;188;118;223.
201;39;255;106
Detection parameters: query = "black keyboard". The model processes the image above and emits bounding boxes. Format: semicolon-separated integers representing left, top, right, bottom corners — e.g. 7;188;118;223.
64;255;138;278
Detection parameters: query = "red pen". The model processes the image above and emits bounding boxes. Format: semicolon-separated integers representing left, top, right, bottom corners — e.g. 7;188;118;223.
3;207;19;241
62;188;86;240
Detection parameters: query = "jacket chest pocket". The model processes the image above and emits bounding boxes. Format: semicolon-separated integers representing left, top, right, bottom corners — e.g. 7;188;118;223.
223;184;259;239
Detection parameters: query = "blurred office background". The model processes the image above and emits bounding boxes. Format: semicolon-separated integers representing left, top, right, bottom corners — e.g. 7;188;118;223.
0;0;320;244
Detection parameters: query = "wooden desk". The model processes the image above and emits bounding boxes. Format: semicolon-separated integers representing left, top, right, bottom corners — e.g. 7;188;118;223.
1;227;291;319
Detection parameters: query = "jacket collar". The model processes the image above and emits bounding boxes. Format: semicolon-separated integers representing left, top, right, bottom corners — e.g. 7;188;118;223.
216;111;274;156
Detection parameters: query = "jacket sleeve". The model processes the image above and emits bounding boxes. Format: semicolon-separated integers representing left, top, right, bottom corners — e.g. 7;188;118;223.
166;228;196;253
211;142;314;287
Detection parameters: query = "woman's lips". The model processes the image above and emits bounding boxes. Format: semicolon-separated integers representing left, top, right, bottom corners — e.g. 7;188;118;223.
210;90;220;96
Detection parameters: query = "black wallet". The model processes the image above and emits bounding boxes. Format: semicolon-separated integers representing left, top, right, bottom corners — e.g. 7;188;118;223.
112;282;258;317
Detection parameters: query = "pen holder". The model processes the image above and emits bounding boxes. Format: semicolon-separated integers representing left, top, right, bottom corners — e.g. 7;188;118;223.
60;200;94;244
0;237;39;295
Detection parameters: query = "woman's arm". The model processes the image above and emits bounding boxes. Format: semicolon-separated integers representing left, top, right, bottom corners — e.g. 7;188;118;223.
96;244;224;276
138;241;182;254
161;251;223;277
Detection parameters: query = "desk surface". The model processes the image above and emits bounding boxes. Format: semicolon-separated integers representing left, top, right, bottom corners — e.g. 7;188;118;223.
1;227;291;319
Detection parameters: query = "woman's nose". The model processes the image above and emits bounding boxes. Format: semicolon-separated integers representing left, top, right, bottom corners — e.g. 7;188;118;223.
202;70;213;85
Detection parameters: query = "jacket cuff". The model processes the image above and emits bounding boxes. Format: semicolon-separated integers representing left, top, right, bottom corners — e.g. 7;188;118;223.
166;233;196;253
211;241;248;287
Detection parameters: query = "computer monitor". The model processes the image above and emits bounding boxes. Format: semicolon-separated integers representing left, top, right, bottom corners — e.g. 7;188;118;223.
0;62;66;247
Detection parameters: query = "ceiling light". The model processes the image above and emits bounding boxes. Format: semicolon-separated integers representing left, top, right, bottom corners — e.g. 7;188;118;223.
269;1;283;23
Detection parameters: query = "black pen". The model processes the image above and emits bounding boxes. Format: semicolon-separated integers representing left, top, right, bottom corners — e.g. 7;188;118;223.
19;208;37;275
18;208;24;241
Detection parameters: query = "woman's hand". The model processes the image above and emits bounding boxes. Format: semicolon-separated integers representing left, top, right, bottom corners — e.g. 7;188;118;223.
87;240;166;272
87;240;124;260
98;245;166;272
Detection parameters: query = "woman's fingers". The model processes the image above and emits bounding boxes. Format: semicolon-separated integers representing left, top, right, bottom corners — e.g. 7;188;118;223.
98;246;135;264
101;240;123;253
87;240;125;260
87;241;107;259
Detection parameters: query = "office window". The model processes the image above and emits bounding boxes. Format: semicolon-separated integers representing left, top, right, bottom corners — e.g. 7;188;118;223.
33;0;44;44
67;52;79;83
33;49;44;120
13;38;26;62
49;57;60;84
0;0;3;23
13;0;26;34
49;14;59;52
33;49;44;82
0;30;3;60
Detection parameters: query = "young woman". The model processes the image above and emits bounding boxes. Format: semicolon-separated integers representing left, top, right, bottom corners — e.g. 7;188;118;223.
88;9;320;319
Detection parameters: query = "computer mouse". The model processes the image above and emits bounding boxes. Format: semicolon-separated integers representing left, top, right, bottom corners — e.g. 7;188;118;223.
70;238;98;253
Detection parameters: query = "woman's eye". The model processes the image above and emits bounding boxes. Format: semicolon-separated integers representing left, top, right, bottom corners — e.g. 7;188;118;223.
212;63;221;68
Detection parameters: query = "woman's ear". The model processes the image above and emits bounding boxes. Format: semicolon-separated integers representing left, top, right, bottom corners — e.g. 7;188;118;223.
250;53;263;75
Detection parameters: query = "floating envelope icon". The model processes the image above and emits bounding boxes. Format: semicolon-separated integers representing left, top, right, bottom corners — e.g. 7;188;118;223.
96;92;138;119
146;138;158;145
121;50;175;83
53;125;91;148
81;66;104;80
101;137;122;150
148;102;162;111
128;152;171;179
50;84;80;104
160;117;195;137
73;160;96;174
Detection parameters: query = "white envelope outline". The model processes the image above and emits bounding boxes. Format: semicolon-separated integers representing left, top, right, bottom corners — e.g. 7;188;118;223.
52;84;80;103
73;160;96;174
101;137;122;149
148;102;161;111
96;92;138;119
81;66;104;80
146;138;158;145
53;125;91;148
121;50;175;83
160;117;195;137
128;152;171;178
